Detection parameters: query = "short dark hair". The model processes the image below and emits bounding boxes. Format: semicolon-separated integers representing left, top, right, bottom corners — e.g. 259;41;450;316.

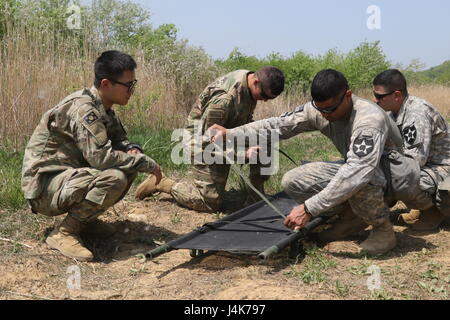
255;66;285;96
311;69;349;102
373;69;408;96
94;51;137;88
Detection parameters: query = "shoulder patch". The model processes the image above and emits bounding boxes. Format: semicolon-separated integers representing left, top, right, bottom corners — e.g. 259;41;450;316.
83;111;99;125
402;124;417;145
353;136;375;158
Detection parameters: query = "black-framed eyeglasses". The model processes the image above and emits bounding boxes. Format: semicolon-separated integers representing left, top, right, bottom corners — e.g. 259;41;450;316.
109;79;138;93
259;82;276;100
373;88;404;100
311;90;348;114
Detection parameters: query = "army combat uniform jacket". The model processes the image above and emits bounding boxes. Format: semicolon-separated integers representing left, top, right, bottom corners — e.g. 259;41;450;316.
171;70;263;212
229;96;404;216
22;87;156;201
390;95;450;210
186;69;257;137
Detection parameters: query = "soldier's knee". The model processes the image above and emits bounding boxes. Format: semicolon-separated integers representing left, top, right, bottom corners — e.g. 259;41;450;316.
281;173;295;192
282;169;307;194
99;169;128;192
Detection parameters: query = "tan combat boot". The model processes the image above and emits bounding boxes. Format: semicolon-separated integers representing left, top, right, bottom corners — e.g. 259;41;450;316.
318;208;368;242
399;209;421;225
409;207;446;231
46;215;94;261
135;174;159;200
359;220;396;255
81;218;116;238
156;176;176;194
135;174;176;199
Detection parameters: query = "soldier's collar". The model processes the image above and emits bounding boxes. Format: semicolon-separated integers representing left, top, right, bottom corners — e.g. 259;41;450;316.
86;87;103;106
396;94;411;124
84;86;109;113
241;71;255;103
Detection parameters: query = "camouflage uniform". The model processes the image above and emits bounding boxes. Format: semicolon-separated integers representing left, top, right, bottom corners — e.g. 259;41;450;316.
387;95;450;210
171;70;268;212
229;96;404;225
22;87;157;222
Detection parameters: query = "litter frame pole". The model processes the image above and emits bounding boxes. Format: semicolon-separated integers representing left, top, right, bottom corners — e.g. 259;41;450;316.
258;217;325;260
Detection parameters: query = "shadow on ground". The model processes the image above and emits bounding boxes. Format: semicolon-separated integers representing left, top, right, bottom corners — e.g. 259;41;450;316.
44;220;180;263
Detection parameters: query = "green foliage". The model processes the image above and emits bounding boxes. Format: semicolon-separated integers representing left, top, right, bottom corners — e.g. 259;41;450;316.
0;0;20;38
334;280;350;297
127;128;190;176
217;41;391;92
218;41;391;92
341;41;390;89
419;60;450;85
0;150;25;209
285;245;336;284
396;59;450;86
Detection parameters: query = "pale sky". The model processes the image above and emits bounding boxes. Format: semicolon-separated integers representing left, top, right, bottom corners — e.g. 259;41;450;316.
135;0;450;69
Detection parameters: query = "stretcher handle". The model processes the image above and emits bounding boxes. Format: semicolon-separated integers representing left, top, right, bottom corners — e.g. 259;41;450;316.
258;217;325;260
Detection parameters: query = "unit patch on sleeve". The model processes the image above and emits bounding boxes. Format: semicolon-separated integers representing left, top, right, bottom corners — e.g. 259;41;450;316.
402;124;417;145
353;136;374;158
83;111;99;125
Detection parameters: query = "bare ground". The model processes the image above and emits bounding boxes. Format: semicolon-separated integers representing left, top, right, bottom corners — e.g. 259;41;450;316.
0;191;449;300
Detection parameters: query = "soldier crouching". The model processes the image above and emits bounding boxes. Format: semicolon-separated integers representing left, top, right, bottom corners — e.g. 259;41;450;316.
21;51;161;261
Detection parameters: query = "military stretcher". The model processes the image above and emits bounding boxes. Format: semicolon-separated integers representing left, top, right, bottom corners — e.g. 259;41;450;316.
145;192;325;261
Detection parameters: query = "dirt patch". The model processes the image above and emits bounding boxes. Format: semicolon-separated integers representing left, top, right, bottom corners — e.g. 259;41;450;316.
0;192;449;300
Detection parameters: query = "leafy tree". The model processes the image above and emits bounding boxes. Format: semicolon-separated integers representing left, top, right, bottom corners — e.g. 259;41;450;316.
342;41;390;89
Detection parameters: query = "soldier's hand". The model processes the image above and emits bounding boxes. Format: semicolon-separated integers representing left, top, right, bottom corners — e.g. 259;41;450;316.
284;204;312;231
127;148;142;155
207;124;227;143
152;164;162;185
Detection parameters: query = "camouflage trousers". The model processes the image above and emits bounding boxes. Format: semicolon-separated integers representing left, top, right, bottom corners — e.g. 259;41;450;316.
29;168;136;222
404;165;450;210
171;163;270;213
281;161;390;225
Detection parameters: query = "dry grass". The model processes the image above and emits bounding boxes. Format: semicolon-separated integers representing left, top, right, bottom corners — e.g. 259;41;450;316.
357;85;450;118
0;24;217;150
409;85;450;118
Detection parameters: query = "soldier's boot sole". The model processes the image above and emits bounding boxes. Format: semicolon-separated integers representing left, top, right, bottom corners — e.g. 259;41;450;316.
359;222;396;255
399;209;421;225
46;229;94;262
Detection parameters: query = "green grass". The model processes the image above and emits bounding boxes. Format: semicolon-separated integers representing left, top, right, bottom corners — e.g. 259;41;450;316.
226;132;341;195
128;128;191;184
285;245;337;284
0;150;26;209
